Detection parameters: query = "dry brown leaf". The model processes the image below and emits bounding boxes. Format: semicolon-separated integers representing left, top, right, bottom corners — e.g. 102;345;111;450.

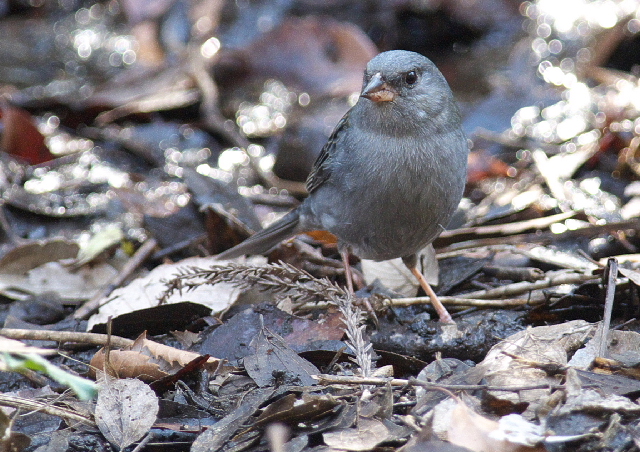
477;320;594;416
0;261;118;302
227;16;377;97
171;330;200;348
130;332;221;370
617;266;640;287
0;238;116;302
95;377;158;450
0;408;30;452
0;102;52;165
89;332;227;381
0;239;78;274
90;349;167;382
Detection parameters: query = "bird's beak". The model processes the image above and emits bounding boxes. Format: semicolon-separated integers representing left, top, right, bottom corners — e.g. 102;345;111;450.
361;73;398;102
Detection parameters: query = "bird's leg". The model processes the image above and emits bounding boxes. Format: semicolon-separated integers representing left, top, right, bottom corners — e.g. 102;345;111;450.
340;250;355;294
403;255;454;324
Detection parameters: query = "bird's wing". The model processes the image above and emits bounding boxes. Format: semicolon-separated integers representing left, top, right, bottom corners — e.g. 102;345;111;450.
306;113;350;194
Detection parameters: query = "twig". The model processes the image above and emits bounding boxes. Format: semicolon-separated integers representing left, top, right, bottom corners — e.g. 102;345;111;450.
189;51;306;195
312;374;594;392
152;233;207;261
0;329;134;349
459;270;598;299
189;49;250;151
436;244;525;259
435;218;640;252
482;265;545;282
314;374;409;386
597;258;618;358
437;210;578;243
131;433;153;452
0;394;95;427
389;295;547;308
73;238;158;319
391;270;599;307
409;379;591;392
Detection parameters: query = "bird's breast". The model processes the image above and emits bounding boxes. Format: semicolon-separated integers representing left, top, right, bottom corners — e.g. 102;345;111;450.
306;127;467;261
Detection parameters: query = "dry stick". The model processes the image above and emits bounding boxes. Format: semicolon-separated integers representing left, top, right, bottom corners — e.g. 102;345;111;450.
438;244;602;272
297;293;549;312
435;218;640;252
459;270;597;299
0;329;134;349
436;243;535;260
0;394;95;426
389;295;548;308
190;52;249;152
391;271;599;307
597;258;618;358
73;237;158;320
313;374;587;392
437;210;579;243
482;265;545;282
131;433;152;452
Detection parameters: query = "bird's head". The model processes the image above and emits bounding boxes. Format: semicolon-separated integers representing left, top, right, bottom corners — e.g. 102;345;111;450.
358;50;458;131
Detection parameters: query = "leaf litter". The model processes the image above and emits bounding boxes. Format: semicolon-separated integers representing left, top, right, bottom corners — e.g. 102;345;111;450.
1;0;640;451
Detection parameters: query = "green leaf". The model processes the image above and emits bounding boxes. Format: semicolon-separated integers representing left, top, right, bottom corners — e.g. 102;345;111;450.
1;353;97;400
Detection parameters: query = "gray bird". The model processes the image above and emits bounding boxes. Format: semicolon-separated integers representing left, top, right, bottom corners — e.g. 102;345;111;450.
217;50;468;323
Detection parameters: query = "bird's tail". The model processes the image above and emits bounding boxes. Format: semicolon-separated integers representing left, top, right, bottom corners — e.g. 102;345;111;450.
215;210;301;260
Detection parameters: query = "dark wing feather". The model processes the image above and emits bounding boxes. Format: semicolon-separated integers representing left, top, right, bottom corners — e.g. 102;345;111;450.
306;113;351;193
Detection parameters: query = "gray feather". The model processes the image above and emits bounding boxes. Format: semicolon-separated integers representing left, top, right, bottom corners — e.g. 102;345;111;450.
215;210;300;260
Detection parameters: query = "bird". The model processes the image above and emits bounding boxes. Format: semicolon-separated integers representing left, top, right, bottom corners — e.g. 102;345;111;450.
217;50;468;323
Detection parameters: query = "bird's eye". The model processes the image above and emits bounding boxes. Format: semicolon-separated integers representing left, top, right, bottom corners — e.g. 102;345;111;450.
405;71;418;85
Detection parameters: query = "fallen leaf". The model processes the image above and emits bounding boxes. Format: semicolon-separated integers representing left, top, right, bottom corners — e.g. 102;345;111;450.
95;377;159;450
87;256;256;331
0;261;118;302
89;332;228;381
323;417;390;451
362;244;439;296
447;398;546;452
244;324;319;387
0;103;52;165
0;239;78;274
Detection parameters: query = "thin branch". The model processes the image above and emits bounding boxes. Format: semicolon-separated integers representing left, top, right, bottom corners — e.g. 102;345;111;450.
313;374;597;392
0;329;134;349
435;218;640;252
0;394;95;427
597;258;618;357
389;295;548;308
391;270;599;308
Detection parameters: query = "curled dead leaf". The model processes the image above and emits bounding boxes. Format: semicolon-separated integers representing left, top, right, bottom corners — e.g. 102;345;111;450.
447;397;546;452
89;332;228;381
